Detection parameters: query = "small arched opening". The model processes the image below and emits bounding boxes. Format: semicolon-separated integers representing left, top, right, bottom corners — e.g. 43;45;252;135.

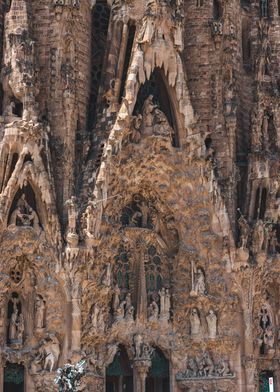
253;186;267;220
259;370;275;391
87;0;110;131
106;345;133;392
213;0;222;20
134;67;180;147
11;97;23;117
146;348;170;392
4;362;24;392
242;18;251;70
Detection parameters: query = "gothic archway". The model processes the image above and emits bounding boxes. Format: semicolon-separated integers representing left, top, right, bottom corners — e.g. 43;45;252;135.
106;345;133;392
146;348;170;392
4;363;24;392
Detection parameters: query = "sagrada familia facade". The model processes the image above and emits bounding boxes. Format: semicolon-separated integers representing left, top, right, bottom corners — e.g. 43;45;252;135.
0;0;279;391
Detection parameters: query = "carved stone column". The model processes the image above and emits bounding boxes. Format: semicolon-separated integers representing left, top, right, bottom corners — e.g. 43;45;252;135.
242;355;257;392
133;359;151;392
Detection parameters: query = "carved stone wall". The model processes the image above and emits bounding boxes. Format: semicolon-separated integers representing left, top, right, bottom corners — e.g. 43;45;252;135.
0;0;279;392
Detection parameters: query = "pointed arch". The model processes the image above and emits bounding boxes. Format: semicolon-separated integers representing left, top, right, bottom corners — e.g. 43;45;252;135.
146;347;170;392
106;345;133;392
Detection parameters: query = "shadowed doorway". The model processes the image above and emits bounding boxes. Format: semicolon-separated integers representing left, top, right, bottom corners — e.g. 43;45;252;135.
4;363;24;392
146;348;170;392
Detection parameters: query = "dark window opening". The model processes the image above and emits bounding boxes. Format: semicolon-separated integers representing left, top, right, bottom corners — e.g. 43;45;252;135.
241;0;250;9
118;24;136;104
213;0;222;20
7;153;19;182
254;187;267;220
259;370;274;392
106;346;133;392
260;0;268;18
242;19;251;70
205;136;212;150
268;114;277;152
134;67;179;147
11;98;23;117
146;348;170;392
278;0;280;16
4;362;24;392
87;0;110;131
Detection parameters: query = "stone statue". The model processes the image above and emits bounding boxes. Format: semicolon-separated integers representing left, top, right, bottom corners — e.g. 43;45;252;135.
153;108;174;142
9;194;40;232
148;301;159;322
217;359;233;377
206;309;217;339
130;114;142;143
9;306;18;341
190;308;201;337
114;301;125;322
193;268;206;296
252;219;264;253
101;263;112;287
112;284;120;314
142;95;156;134
91;304;99;329
159;288;171;321
35;295;45;329
42;335;60;372
238;213;249;249
65;196;77;234
133;334;143;358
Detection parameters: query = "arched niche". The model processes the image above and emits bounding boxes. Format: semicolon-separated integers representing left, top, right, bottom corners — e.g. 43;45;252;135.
106;345;133;392
87;0;110;131
213;0;222;20
146;348;170;392
4;362;24;392
133;67;181;147
6;292;24;346
8;182;41;230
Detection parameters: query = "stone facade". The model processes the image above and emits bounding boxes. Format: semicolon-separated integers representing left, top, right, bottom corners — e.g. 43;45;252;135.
0;0;279;391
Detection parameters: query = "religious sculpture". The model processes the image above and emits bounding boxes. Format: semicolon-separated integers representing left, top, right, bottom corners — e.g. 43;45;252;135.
190;261;206;297
148;300;159;322
33;335;60;372
252;219;264;253
8;298;24;344
9;194;40;233
35;295;46;329
101;263;112;287
159;288;171;322
206;309;217;339
190;308;202;337
65;196;78;235
238;212;249;249
177;352;234;379
133;334;154;360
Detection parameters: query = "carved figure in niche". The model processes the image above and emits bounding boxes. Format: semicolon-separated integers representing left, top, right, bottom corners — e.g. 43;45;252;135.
133;334;143;358
263;326;274;349
191;261;206;297
153;108;175;142
9;306;18;341
130;114;143;144
35;295;45;329
112;284;120;314
8;297;24;344
190;308;201;337
121;194;154;229
114;301;126;322
238;212;249;248
206;309;217;339
101;263;112;287
252;219;264;253
202;352;215;377
159;288;171;322
148;301;159;322
10;194;40;232
81;199;100;241
142;95;156;134
91;304;100;329
65;196;77;235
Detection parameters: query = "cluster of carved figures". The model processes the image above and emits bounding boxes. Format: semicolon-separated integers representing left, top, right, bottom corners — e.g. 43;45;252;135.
177;352;234;380
238;213;279;255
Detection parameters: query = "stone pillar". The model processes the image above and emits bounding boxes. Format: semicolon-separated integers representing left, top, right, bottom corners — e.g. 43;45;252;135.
242;355;257;392
113;22;129;103
133;359;151;392
71;297;81;352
